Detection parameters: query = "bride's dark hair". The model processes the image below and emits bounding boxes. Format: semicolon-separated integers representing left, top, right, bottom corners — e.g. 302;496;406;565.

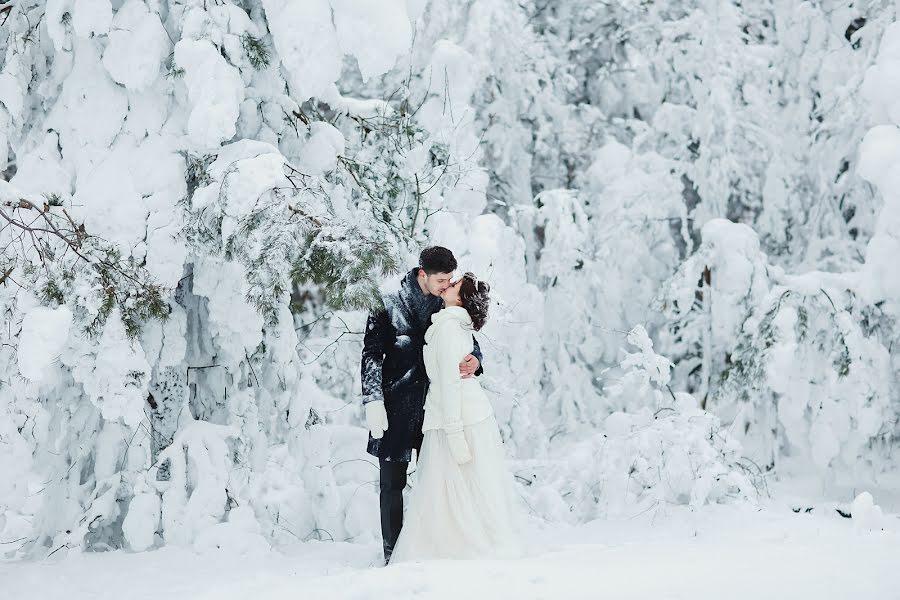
458;272;490;331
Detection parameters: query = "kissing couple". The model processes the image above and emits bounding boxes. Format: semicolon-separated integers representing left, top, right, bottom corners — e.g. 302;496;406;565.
361;246;520;565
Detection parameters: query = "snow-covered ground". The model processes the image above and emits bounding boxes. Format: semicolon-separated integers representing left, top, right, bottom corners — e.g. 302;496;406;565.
3;496;897;600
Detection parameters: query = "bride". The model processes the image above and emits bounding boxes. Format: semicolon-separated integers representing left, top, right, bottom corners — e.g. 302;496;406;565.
389;272;519;562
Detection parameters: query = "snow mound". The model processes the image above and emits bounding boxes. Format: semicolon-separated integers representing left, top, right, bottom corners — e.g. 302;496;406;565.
851;492;886;532
331;0;412;81
18;305;72;382
102;0;170;91
67;308;150;426
861;22;900;127
174;39;245;150
297;122;345;175
262;0;341;103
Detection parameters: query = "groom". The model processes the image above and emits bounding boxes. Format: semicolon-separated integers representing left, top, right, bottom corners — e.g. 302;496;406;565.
361;246;483;564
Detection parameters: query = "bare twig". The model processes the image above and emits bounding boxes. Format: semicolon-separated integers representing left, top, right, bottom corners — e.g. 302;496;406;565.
0;2;13;27
0;266;14;286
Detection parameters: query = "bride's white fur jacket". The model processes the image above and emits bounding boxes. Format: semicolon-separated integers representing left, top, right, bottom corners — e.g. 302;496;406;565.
422;306;494;437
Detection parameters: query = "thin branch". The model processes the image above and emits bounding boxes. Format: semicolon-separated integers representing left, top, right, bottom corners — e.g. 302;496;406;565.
0;266;14;286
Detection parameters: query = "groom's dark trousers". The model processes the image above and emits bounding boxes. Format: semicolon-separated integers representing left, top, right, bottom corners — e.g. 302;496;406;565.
379;458;408;562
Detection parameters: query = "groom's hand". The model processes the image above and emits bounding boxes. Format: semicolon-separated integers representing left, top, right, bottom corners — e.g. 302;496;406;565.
365;401;389;439
459;354;479;379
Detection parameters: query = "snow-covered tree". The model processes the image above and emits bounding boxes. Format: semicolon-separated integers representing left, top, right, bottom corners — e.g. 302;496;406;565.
0;0;483;557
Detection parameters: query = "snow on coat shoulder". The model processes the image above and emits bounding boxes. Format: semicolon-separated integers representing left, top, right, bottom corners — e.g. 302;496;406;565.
422;307;493;434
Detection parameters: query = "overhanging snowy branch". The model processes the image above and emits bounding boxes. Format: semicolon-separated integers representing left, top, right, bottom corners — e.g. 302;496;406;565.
0;186;169;338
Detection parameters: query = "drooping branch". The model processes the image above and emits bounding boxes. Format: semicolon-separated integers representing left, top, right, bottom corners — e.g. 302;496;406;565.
1;197;153;290
0;2;14;27
0;197;90;265
0;193;169;337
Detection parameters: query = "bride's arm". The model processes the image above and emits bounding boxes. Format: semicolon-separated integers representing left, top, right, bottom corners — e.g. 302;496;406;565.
435;323;472;464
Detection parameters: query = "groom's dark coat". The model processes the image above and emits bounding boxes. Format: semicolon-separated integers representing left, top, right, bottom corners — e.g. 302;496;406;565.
361;268;483;462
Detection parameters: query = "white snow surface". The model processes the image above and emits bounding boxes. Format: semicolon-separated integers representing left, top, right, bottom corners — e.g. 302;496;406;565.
1;501;897;599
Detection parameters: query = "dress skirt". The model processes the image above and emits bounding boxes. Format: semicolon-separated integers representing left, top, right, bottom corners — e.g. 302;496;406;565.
389;415;520;562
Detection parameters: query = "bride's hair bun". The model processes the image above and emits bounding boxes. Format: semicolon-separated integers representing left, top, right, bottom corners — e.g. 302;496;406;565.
459;272;490;331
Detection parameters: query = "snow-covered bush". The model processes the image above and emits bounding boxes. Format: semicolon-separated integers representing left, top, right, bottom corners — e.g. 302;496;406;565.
661;218;771;415
521;326;754;523
510;143;686;439
662;218;896;475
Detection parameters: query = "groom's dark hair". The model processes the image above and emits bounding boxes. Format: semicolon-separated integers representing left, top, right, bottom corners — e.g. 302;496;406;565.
419;246;457;275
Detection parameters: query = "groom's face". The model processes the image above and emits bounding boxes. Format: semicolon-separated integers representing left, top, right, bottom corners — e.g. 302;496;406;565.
420;270;453;296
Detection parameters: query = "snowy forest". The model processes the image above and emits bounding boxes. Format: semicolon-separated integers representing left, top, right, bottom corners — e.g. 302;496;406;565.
1;0;899;586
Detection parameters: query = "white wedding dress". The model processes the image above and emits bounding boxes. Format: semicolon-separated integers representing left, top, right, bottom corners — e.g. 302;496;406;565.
389;306;520;563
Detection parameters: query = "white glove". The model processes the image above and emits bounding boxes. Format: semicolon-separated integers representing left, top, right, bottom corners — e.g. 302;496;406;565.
365;401;388;439
446;430;472;465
